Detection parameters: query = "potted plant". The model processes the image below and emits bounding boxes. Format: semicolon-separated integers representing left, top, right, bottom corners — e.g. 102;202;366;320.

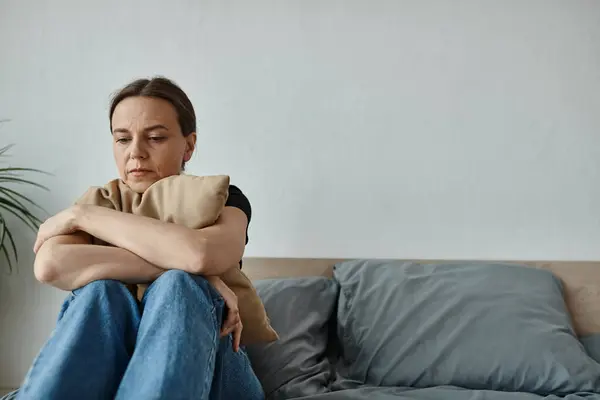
0;144;49;272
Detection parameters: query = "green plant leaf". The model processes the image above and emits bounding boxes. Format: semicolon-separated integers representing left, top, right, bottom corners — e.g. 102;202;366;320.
0;214;6;254
0;215;18;273
1;243;13;273
0;187;35;212
0;175;49;192
5;225;18;264
0;186;47;213
0;142;49;272
0;144;15;157
0;197;42;232
0;167;51;176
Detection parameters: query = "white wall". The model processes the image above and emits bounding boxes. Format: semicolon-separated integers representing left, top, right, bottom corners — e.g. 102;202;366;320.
1;0;599;388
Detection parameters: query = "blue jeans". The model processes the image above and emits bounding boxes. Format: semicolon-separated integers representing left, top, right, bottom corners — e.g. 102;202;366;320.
14;270;264;400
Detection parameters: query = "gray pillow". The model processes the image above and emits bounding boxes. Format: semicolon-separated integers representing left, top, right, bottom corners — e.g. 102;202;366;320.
245;277;339;400
333;259;600;396
581;335;600;364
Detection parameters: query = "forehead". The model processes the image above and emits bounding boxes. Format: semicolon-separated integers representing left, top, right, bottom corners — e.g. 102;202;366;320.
111;96;179;130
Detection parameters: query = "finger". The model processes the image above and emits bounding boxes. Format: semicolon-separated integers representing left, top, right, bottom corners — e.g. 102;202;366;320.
221;316;239;336
225;309;239;331
221;325;234;337
33;237;42;253
233;323;242;352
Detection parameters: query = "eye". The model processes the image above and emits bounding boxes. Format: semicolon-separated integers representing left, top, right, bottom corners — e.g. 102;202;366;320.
115;137;131;144
149;136;166;142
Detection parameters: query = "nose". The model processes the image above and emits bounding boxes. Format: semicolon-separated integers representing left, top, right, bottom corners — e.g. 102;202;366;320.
129;137;148;160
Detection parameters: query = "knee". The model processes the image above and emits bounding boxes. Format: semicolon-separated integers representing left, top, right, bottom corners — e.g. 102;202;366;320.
74;279;131;301
156;269;194;284
155;269;209;288
151;270;213;299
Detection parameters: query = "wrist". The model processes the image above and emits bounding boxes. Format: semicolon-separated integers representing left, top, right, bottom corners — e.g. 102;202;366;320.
73;204;92;231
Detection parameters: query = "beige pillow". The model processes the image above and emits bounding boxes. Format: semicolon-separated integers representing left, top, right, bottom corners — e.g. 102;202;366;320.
75;174;278;345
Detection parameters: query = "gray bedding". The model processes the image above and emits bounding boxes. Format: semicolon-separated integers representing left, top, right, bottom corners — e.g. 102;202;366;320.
292;386;600;400
3;386;599;400
246;264;600;400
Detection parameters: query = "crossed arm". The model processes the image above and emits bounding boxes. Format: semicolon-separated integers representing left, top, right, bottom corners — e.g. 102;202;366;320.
33;204;249;291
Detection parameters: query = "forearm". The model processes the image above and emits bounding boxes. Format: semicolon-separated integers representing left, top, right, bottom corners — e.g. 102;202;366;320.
76;205;205;274
35;239;164;291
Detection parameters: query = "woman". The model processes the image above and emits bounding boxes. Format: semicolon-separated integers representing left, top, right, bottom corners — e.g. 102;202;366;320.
14;77;264;400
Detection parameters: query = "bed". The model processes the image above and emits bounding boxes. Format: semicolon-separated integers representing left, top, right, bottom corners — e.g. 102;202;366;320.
242;257;600;400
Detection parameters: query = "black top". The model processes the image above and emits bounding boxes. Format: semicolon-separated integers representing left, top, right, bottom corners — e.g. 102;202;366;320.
224;184;251;246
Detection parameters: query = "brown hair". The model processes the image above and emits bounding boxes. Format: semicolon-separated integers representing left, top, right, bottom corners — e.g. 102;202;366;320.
109;76;196;136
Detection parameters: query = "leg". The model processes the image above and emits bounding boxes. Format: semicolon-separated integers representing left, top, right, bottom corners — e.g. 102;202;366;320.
115;270;224;400
209;333;265;400
17;280;140;400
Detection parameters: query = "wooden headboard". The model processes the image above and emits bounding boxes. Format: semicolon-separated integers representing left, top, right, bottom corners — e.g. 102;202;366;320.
242;257;600;337
242;257;344;280
242;257;600;281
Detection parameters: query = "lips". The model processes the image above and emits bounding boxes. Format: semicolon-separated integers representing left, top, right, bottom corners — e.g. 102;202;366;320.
128;168;153;177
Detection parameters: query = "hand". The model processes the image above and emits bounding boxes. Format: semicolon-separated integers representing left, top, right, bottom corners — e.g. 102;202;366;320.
207;276;243;352
33;205;83;253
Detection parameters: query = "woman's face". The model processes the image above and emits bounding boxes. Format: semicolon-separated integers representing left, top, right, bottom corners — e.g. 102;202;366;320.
111;96;196;193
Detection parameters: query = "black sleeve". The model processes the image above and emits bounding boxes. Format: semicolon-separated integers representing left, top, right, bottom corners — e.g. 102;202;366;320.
225;185;251;245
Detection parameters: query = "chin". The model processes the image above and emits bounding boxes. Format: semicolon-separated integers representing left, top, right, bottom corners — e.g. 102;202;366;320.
125;179;154;194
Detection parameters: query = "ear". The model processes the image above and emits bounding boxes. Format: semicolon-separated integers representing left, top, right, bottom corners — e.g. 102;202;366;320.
183;132;197;162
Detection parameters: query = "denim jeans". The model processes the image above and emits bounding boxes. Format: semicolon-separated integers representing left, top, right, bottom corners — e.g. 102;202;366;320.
13;270;264;400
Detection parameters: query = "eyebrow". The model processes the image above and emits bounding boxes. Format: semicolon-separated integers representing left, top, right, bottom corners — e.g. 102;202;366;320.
112;124;170;134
